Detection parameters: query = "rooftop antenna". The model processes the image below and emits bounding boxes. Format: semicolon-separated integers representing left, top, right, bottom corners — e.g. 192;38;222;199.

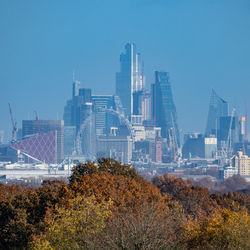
34;110;40;135
72;70;75;82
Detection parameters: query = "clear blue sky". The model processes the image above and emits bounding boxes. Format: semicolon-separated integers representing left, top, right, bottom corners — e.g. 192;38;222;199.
0;0;250;142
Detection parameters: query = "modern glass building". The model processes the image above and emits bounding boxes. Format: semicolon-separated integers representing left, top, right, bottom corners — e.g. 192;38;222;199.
64;126;76;156
12;131;57;163
151;71;180;147
22;120;64;162
0;130;4;144
92;95;115;136
205;89;229;136
116;43;144;118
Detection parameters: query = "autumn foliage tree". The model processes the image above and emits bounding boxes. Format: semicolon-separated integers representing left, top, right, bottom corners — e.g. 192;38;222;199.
30;195;112;249
152;174;219;219
184;208;250;249
0;180;69;249
69;158;145;186
0;159;249;249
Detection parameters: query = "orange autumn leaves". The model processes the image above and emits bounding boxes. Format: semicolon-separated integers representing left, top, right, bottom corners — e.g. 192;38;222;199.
0;158;249;249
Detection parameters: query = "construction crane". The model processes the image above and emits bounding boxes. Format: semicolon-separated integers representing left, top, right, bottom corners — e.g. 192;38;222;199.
8;103;18;143
34;110;41;134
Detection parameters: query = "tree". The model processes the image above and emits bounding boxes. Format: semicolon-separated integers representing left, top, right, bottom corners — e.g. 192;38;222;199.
0;185;39;249
71;172;164;211
69;158;145;187
184;208;250;249
152;174;219;219
97;200;186;250
0;180;70;250
30;196;112;250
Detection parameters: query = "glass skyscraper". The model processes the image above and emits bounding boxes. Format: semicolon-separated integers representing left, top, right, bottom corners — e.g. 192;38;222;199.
116;43;144;118
151;71;180;147
205;89;229;136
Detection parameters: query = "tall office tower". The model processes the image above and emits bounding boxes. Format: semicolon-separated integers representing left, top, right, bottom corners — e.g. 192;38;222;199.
64;126;76;156
0;131;4;144
205;89;228;136
72;80;81;98
92;95;116;136
20;120;64;162
63;100;73;126
76;102;96;158
151;71;180;147
116;43;144;118
63;79;92;128
63;79;96;157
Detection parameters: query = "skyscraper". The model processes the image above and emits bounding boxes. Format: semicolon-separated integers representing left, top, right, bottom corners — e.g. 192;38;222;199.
116;43;144;118
151;71;180;147
0;131;4;144
205;89;228;136
92;95;115;136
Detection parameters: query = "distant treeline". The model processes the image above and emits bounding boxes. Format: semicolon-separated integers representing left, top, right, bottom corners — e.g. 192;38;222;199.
0;158;249;249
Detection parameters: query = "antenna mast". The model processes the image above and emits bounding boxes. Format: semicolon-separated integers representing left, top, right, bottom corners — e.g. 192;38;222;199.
34;110;41;135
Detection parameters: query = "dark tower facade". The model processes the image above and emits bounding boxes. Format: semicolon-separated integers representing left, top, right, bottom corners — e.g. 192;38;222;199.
205;89;229;136
151;71;180;147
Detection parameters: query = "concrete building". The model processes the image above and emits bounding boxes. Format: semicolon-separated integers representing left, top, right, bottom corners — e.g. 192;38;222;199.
239;116;247;143
231;151;250;176
97;135;132;164
182;133;217;159
204;137;217;159
155;132;162;163
219;167;238;180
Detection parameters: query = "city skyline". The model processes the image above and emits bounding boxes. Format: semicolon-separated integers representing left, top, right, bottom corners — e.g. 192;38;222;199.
1;0;250;141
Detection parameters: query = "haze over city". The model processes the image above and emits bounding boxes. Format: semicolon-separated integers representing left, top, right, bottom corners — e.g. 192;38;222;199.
1;0;250;141
0;2;250;248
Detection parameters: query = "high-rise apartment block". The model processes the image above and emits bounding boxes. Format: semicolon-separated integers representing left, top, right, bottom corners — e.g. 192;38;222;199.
231;151;250;176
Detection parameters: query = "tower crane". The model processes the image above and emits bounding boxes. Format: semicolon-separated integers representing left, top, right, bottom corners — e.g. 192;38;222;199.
8;103;18;143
